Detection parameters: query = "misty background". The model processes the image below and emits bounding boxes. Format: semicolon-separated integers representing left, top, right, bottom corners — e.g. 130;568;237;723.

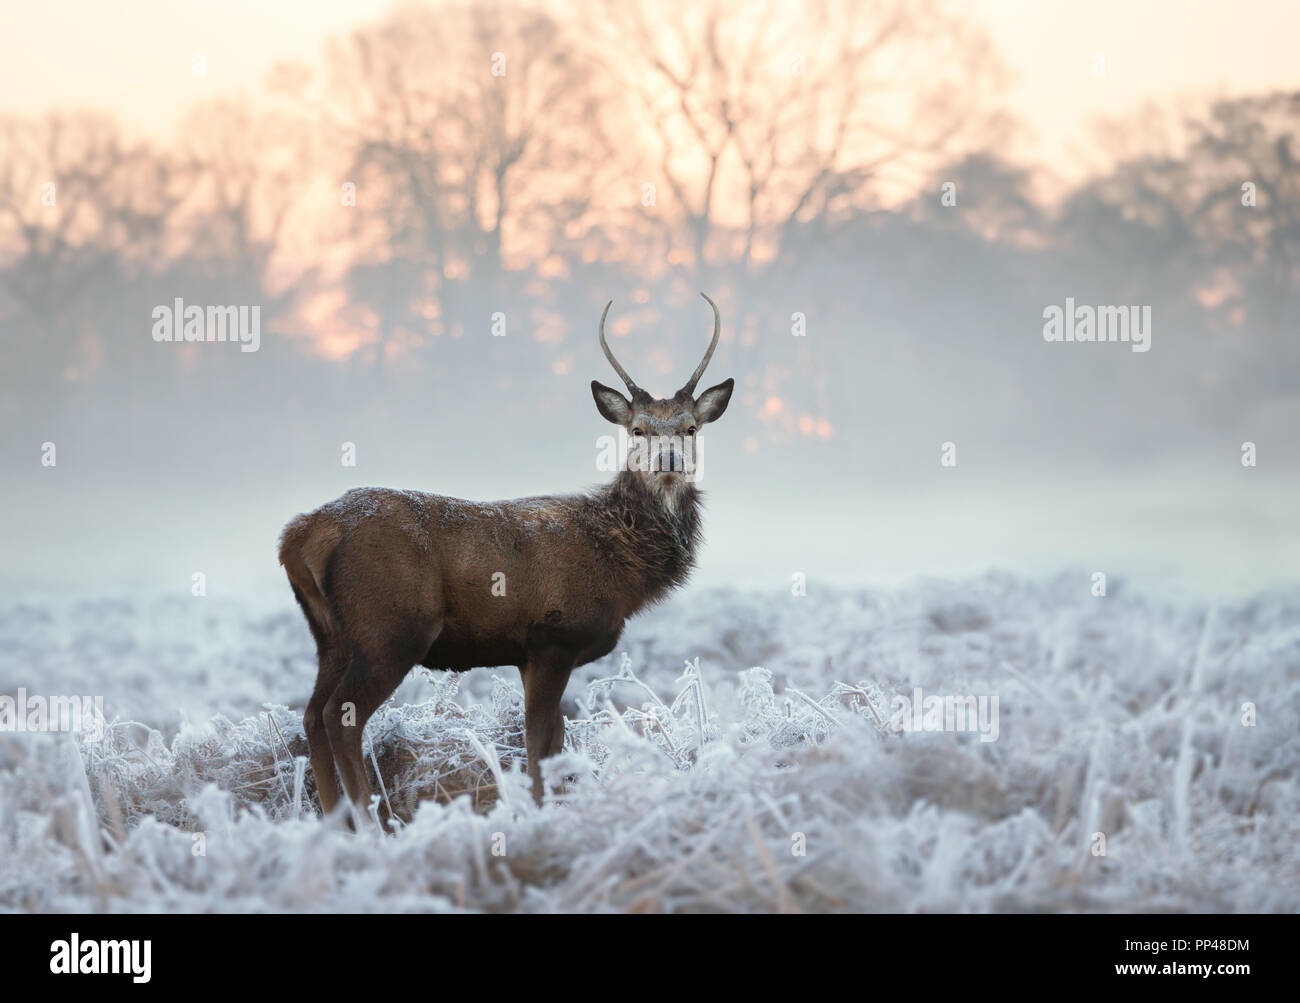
1;0;1297;601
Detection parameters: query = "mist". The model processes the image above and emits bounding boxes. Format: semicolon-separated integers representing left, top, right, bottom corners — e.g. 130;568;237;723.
1;0;1297;603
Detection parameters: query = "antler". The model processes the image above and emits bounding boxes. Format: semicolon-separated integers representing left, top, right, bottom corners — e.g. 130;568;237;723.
598;300;638;393
679;292;721;396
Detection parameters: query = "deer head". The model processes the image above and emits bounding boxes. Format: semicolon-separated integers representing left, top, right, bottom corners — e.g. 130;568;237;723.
591;292;734;493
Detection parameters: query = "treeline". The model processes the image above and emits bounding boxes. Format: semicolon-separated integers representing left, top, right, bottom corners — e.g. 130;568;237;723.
0;1;1296;470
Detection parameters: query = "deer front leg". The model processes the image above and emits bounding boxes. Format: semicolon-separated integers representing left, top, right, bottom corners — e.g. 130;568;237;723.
520;650;573;805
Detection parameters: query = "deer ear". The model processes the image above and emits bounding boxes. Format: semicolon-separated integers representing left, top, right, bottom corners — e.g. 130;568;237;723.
591;380;632;425
694;378;734;425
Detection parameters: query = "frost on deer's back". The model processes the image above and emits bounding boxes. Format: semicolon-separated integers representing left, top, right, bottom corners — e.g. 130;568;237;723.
312;485;573;549
317;486;579;540
297;487;424;553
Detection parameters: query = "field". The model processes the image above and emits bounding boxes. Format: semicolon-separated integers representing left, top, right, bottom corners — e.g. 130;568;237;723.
1;573;1297;912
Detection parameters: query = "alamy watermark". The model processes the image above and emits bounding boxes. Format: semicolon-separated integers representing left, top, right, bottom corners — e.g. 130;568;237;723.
50;934;151;983
0;689;106;740
890;687;1000;742
596;429;707;481
1043;298;1151;353
151;298;261;352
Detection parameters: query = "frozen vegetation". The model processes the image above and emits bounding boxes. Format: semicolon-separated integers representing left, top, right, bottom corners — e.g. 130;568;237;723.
1;572;1297;912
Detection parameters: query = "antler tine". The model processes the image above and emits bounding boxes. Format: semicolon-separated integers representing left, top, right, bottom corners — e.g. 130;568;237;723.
680;291;721;395
598;299;638;393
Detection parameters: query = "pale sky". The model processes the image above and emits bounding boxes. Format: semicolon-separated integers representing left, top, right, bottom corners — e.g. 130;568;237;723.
971;0;1300;177
1;0;1297;181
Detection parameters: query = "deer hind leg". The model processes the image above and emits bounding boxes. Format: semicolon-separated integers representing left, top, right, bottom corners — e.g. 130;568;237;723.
304;641;349;818
323;648;418;833
521;650;574;805
287;579;348;820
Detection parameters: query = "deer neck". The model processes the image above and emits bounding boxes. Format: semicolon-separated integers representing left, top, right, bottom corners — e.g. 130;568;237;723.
593;471;703;608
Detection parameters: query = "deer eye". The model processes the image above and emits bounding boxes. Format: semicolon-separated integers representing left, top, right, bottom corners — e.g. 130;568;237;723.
686;426;697;436
631;428;645;437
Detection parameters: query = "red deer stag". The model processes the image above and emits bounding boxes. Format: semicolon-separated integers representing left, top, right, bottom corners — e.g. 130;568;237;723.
279;293;733;825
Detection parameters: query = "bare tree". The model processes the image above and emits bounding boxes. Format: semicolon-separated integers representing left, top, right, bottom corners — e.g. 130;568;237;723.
240;1;616;377
1185;92;1300;296
586;0;1008;276
0;112;185;386
177;101;307;264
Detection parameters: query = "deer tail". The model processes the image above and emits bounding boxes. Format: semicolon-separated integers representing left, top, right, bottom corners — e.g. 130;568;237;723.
279;513;344;639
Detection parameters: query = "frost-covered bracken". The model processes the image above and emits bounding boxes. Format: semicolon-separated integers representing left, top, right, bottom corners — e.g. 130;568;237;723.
1;573;1297;912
